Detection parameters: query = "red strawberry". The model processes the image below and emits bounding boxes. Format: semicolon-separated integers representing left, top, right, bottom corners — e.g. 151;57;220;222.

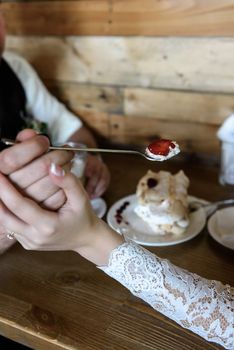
148;139;175;156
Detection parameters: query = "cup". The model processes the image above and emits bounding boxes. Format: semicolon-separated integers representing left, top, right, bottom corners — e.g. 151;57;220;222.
219;141;234;185
64;142;87;184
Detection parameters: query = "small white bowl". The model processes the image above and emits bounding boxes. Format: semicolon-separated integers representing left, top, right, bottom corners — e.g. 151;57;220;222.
208;206;234;250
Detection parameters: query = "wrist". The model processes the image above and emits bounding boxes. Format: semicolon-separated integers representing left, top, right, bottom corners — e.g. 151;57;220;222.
74;219;124;266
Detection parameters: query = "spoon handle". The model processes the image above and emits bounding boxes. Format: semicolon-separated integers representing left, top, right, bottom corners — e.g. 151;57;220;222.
190;198;234;216
1;138;142;156
51;145;141;156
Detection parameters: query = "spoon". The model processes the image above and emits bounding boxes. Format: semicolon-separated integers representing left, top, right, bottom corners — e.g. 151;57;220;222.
0;138;180;162
189;198;234;216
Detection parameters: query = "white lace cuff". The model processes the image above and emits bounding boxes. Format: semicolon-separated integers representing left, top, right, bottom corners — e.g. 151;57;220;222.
98;242;234;349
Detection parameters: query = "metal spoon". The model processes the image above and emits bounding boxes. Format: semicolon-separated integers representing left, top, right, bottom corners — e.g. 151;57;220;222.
1;138;178;162
189;198;234;216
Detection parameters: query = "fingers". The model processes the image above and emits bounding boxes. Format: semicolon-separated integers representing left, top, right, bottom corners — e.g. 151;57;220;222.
0;134;50;174
91;165;110;198
24;162;71;210
1;129;74;213
23;175;61;202
85;174;100;198
20;161;71;203
0;173;54;228
41;189;66;210
85;156;110;198
50;163;89;209
0;200;27;235
9;150;73;189
16;129;38;142
85;155;102;197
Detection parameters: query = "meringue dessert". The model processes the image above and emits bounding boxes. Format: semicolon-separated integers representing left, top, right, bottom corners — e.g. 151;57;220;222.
145;139;180;161
134;170;190;235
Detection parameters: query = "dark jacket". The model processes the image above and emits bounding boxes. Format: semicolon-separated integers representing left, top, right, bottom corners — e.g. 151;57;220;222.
0;57;27;141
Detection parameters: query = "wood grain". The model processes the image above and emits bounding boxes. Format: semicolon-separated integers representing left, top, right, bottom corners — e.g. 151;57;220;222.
2;1;110;36
47;81;234;125
6;36;234;93
109;114;220;154
124;88;234;125
3;0;234;36
46;81;123;115
0;155;233;349
46;81;232;155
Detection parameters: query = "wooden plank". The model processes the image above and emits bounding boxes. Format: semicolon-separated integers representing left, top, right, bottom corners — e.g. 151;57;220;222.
6;36;234;93
124;88;234;125
111;0;234;36
3;0;234;36
0;247;130;350
109;114;219;154
2;1;110;36
46;81;234;126
46;81;123;114
74;109;111;140
108;304;214;350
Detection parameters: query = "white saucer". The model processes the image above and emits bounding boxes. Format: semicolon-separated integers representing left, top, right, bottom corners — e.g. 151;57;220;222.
208;207;234;250
107;194;206;246
90;198;107;218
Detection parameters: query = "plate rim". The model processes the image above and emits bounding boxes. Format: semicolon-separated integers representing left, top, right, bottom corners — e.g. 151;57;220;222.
107;194;207;246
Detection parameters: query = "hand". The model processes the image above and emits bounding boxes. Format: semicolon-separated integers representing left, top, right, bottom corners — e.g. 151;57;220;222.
0;129;73;254
0;129;74;210
85;154;110;199
0;164;123;265
0;129;49;253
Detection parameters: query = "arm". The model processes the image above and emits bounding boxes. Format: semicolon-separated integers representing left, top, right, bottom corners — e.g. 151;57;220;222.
4;52;82;144
69;125;97;148
0;166;232;349
5;52;110;198
99;242;234;350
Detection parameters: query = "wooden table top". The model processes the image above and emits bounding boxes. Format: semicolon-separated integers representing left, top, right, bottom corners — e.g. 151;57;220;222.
0;154;233;350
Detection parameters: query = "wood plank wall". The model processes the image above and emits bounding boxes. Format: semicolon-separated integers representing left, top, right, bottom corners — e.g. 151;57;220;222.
3;0;234;155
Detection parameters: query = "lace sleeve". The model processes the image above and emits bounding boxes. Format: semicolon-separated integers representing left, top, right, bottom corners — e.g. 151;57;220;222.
98;242;234;349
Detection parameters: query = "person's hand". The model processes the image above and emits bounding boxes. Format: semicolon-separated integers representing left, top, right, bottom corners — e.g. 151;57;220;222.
84;154;110;199
0;129;74;210
0;129;73;254
0;163;123;265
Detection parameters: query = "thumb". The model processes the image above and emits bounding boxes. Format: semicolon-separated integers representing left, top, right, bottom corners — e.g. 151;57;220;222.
49;163;88;208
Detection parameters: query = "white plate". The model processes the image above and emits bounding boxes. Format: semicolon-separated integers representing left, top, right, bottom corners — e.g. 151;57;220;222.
107;194;206;246
208;207;234;250
91;198;107;218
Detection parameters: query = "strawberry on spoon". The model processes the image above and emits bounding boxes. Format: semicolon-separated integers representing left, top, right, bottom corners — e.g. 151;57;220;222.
145;139;180;161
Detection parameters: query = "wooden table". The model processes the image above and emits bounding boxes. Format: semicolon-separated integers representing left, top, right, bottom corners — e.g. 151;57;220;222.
0;154;233;350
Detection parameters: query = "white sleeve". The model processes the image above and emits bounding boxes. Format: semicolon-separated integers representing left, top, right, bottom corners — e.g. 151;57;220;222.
99;242;234;349
3;51;82;144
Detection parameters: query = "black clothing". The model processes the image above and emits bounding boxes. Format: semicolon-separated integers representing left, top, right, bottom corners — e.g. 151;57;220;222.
0;57;27;140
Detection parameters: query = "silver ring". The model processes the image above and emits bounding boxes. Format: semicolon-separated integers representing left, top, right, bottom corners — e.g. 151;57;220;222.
6;231;16;240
